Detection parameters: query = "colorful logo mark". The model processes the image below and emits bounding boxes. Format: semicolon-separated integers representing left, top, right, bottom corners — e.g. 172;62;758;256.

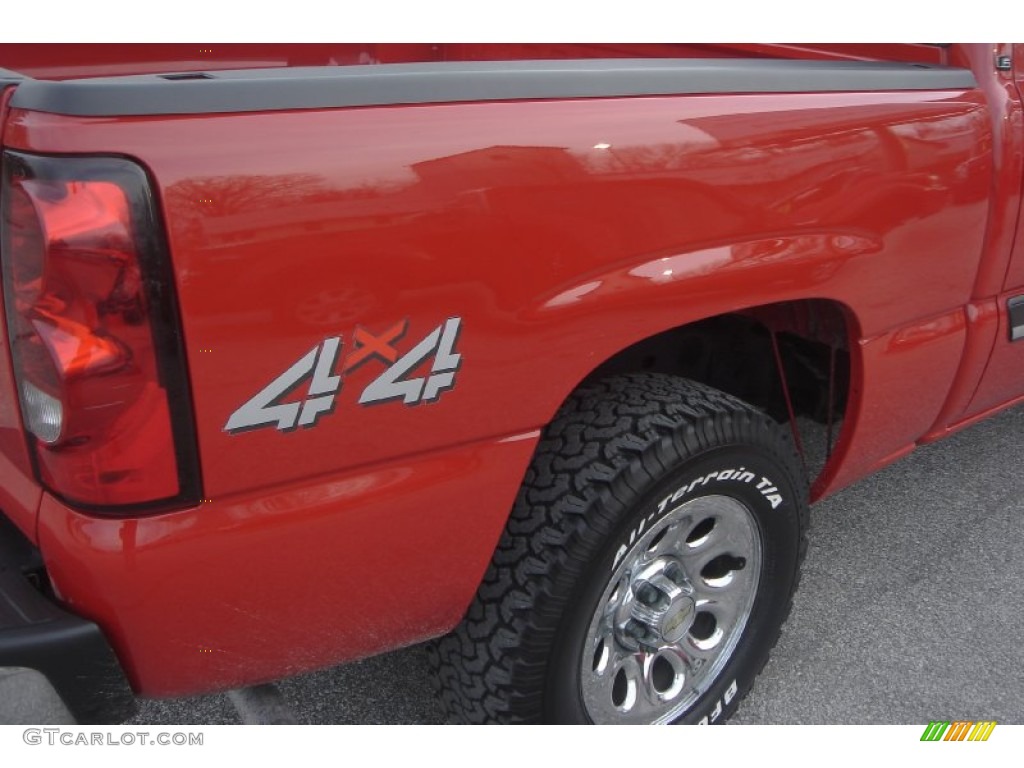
920;721;996;742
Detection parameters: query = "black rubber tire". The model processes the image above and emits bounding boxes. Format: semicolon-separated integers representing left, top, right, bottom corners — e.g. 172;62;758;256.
428;373;808;724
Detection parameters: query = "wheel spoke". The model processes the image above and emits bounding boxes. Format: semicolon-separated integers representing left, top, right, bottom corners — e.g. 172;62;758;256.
588;627;618;676
642;520;685;560
634;651;659;709
686;522;749;562
660;642;718;702
709;508;757;554
691;560;756;602
602;576;629;625
667;634;715;667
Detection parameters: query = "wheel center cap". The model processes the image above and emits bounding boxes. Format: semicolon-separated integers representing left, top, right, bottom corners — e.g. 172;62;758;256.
659;596;696;644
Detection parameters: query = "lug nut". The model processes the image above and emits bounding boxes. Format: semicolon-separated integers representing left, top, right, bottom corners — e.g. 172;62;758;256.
625;619;645;639
636;583;661;607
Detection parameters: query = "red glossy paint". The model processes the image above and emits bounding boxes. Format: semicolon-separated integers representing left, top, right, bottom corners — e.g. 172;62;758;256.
38;430;539;695
815;309;967;496
3;44;1024;698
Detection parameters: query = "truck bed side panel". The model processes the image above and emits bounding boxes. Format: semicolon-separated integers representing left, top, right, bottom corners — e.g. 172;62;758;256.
4;90;992;498
5;80;993;695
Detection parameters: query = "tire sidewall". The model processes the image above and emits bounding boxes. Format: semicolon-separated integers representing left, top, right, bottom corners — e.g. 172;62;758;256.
544;442;803;724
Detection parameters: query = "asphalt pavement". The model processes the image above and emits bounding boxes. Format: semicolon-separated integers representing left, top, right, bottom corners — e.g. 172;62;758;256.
132;405;1024;725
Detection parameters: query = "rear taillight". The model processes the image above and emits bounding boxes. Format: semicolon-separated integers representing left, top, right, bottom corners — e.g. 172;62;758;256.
1;151;200;512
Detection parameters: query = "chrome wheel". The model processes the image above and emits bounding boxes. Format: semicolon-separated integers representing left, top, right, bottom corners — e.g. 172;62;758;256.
580;495;762;724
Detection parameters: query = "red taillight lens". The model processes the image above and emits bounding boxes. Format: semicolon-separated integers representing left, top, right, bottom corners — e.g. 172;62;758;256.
1;152;200;512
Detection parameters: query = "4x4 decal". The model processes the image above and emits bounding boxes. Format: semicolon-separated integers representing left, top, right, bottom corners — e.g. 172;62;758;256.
224;317;463;434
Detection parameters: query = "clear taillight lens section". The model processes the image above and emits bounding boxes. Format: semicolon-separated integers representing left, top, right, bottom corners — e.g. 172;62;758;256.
1;151;200;511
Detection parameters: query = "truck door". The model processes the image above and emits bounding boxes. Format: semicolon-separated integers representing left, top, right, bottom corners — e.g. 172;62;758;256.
956;44;1024;420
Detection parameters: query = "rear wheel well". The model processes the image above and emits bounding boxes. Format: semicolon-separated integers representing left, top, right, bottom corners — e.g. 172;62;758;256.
582;299;853;483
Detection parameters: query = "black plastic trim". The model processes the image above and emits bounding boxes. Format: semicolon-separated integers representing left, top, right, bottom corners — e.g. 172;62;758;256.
9;59;979;117
0;515;136;724
0;68;25;85
1008;296;1024;341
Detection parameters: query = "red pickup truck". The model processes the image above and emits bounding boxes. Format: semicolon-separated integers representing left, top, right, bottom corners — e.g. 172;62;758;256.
0;43;1021;725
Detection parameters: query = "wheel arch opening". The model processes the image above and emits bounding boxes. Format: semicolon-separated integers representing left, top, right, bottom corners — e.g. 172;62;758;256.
577;298;859;491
